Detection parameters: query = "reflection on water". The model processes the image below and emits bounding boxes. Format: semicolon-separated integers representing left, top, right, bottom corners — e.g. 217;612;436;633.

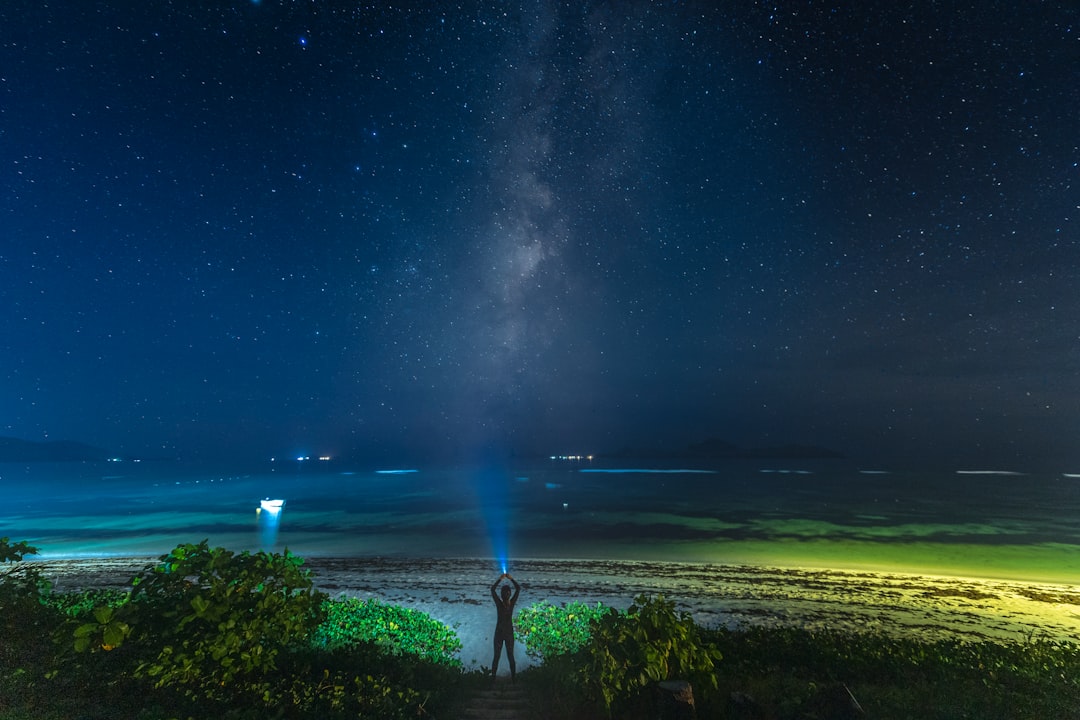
257;499;284;550
3;459;1079;582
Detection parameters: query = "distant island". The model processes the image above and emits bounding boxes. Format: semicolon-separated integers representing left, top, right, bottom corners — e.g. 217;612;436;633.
0;437;112;462
605;437;844;461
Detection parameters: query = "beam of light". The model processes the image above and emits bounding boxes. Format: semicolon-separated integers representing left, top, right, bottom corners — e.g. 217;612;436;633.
473;463;510;574
257;498;284;550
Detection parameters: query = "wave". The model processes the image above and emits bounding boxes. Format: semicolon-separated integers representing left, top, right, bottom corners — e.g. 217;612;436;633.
578;468;718;475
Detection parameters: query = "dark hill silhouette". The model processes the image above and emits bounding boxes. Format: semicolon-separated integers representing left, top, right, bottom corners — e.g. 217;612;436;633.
0;437;111;462
607;438;845;460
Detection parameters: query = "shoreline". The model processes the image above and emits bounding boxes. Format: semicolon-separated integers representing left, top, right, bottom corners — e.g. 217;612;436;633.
27;556;1080;673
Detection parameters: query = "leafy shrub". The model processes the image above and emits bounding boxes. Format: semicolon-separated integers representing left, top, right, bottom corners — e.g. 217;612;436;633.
515;600;613;660
0;537;50;611
46;587;129;619
313;596;463;667
578;594;721;716
277;667;425;720
5;541;468;720
72;541;327;707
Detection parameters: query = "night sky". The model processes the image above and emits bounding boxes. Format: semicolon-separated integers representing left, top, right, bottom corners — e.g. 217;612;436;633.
2;2;1077;468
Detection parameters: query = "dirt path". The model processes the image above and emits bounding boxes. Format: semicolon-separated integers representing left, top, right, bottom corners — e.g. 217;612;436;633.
459;679;529;720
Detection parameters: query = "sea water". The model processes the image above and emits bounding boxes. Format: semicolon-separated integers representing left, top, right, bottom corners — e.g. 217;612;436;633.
3;458;1079;582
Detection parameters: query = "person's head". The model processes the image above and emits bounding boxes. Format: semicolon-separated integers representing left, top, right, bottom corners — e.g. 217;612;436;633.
500;584;512;601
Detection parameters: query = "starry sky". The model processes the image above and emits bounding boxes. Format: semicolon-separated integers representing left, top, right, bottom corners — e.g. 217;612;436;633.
1;2;1077;468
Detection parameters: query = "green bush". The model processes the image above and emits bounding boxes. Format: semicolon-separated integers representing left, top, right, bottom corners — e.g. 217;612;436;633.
313;596;463;667
3;540;471;720
46;587;129;619
515;600;613;660
71;541;327;707
577;594;721;716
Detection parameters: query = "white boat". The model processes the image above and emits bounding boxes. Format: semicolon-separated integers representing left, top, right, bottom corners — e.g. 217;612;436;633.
260;498;285;512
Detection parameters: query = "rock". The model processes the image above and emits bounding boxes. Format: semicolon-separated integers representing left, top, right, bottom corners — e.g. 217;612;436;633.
728;691;770;719
800;683;864;719
654;680;696;720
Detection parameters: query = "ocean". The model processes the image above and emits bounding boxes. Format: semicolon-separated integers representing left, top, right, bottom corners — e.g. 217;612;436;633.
3;458;1079;583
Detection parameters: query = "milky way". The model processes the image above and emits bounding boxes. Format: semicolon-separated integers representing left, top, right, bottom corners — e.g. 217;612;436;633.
0;2;1076;467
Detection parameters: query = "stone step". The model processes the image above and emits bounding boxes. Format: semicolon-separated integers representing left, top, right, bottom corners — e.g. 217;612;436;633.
459;681;530;720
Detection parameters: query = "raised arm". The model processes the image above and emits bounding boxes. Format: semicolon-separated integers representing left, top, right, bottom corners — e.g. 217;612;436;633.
507;573;521;603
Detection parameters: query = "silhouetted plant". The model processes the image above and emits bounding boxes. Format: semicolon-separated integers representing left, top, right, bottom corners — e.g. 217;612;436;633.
0;537;49;606
577;594;721;716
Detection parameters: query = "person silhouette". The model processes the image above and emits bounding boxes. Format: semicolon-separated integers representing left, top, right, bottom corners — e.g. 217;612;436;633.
490;571;521;681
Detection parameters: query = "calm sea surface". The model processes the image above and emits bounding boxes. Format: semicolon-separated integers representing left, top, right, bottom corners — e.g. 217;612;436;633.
4;459;1079;582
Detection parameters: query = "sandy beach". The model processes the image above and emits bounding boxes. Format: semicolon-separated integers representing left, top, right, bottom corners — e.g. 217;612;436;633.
33;556;1080;675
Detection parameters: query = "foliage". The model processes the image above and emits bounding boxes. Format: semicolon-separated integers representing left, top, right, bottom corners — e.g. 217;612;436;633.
703;625;1080;720
0;537;39;566
71;541;327;707
10;536;1079;720
313;596;463;666
276;667;426;720
0;537;49;605
576;594;721;716
525;618;1080;720
45;587;128;618
3;540;476;720
0;537;57;680
516;600;613;660
709;624;1080;688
